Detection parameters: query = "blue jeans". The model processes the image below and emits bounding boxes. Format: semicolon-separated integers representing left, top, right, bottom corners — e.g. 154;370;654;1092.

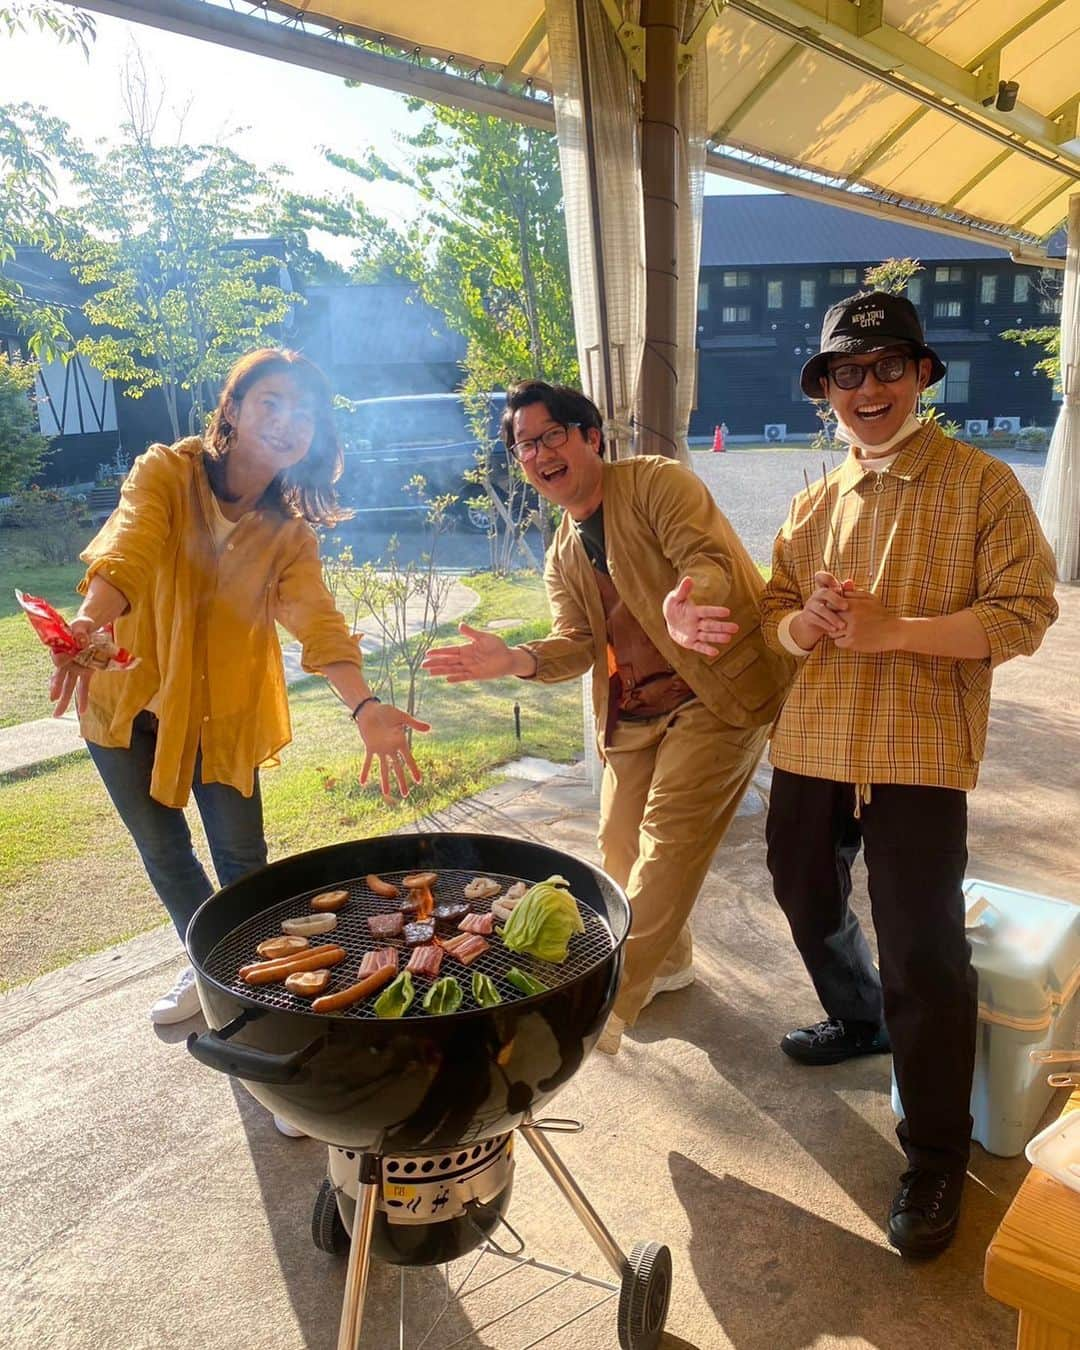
87;711;268;944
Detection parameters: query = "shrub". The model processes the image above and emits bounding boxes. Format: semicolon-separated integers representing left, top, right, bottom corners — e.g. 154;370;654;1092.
0;353;51;493
0;486;91;563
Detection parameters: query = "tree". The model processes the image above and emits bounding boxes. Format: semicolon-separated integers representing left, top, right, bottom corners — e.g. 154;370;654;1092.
0;352;50;491
863;257;922;296
1;5;94;358
330;107;576;385
48;68;301;439
1001;268;1064;395
325;104;575;569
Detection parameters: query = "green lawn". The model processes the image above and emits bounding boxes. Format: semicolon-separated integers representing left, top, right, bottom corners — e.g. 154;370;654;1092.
0;568;584;991
0;551;85;727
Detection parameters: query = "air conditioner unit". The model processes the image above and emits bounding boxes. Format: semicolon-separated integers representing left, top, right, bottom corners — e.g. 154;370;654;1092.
764;423;787;442
993;416;1021;434
964;419;989;437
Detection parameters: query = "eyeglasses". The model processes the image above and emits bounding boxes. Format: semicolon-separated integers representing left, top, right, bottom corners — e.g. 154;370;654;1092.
509;421;582;462
827;354;910;390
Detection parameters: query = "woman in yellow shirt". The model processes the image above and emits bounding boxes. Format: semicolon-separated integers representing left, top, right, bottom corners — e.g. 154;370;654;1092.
50;348;428;1027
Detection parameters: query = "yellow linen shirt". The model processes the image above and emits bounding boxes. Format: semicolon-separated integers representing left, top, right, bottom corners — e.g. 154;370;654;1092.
759;422;1058;790
78;438;363;808
520;456;796;747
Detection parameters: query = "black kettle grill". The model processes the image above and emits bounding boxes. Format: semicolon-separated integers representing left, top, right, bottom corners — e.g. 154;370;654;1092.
185;832;673;1349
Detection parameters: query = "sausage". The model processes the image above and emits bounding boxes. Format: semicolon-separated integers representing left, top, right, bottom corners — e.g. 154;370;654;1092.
255;935;309;960
310;889;349;912
402;871;438;890
311;963;397;1014
284;969;333;997
240;944;347;985
366;874;399;899
238;942;345;981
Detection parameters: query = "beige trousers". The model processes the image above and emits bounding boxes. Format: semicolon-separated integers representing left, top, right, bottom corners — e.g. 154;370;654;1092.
597;698;768;1025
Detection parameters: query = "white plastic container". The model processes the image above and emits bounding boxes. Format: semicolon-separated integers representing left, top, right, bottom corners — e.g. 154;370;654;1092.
891;879;1080;1157
1025;1108;1080;1195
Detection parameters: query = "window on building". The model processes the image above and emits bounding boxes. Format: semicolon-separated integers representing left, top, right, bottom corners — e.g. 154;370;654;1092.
766;279;783;309
698;281;710;310
933;300;963;319
907;277;922;305
790;373;808;402
1013;274;1031;303
828;267;857;285
800;279;816;308
722;270;750;288
931;360;970;403
721;305;751;323
934;266;964;283
1039;271;1063;315
979;275;997;304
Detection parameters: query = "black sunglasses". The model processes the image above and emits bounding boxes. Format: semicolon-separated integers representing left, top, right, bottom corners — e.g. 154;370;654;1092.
827;354;911;390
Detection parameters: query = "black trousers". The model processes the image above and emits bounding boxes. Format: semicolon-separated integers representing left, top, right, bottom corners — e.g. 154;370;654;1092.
766;768;977;1173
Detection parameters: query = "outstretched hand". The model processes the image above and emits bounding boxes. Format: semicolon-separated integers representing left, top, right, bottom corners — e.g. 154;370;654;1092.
421;623;526;683
662;576;739;657
48;616;97;718
354;702;431;801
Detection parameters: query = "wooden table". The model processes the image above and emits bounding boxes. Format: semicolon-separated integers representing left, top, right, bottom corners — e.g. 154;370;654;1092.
985;1089;1080;1349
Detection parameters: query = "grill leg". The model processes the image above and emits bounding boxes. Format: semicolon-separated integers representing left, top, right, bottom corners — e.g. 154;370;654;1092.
519;1124;629;1280
337;1153;380;1350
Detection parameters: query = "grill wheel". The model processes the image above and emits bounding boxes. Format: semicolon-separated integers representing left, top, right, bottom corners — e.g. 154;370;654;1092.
618;1240;673;1350
312;1177;349;1256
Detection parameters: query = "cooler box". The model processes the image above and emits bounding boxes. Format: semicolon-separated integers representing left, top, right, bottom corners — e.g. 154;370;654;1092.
891;879;1080;1157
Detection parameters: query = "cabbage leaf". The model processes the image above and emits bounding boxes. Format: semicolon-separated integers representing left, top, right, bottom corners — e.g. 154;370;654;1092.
500;875;584;964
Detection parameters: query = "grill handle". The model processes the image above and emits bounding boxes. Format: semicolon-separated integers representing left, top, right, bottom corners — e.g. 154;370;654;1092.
186;1015;321;1085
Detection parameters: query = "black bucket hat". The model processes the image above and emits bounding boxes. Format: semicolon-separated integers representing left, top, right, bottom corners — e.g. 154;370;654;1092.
800;290;947;398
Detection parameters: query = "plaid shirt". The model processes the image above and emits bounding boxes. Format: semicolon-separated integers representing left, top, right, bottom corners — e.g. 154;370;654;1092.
759;422;1058;790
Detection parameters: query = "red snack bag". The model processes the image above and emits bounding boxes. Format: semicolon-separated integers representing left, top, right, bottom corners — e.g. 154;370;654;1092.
15;590;138;671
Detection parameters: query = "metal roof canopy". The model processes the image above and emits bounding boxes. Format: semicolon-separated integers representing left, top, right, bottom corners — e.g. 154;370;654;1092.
65;0;1077;264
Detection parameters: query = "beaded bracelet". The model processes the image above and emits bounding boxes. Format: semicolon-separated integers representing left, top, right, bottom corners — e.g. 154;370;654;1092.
350;695;382;720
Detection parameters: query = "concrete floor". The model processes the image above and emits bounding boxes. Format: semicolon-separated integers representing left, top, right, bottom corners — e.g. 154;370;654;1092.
2;584;1077;1350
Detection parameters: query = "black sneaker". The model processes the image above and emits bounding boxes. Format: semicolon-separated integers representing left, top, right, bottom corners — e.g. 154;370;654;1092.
780;1017;890;1065
887;1168;964;1257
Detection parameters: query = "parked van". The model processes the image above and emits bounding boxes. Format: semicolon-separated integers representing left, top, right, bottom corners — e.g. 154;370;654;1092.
337;392;508;531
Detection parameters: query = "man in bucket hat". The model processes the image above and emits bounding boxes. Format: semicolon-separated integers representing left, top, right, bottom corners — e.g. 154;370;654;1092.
756;290;1058;1255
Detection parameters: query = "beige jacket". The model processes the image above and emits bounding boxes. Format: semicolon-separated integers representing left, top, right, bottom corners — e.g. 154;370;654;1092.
520;456;795;748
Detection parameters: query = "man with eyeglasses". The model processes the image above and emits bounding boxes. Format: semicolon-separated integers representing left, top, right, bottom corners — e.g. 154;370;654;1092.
424;380;794;1053
754;291;1058;1256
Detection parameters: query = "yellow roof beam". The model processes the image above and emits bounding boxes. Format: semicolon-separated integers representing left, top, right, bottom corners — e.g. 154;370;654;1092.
722;0;1080;176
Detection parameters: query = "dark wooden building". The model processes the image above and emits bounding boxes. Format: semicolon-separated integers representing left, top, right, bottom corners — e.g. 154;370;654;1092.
691;195;1066;442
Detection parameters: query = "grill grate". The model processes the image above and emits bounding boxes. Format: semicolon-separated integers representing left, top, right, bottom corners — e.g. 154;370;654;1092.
202;868;616;1021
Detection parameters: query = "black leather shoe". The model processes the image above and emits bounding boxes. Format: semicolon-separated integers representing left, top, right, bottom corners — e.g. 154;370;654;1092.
887;1168;964;1257
780;1017;891;1065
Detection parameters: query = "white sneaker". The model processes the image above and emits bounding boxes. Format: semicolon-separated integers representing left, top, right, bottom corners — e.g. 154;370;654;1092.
595;1014;626;1056
273;1115;308;1138
149;964;201;1025
642;965;695;1009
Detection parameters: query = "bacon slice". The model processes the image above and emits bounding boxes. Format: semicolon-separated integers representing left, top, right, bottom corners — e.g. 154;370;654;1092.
406;944;444;979
458;912;495;936
443;933;490;966
367;911;404;939
359;948;399;979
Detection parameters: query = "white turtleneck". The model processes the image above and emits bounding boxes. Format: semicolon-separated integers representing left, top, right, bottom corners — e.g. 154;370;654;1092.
835;411;923;469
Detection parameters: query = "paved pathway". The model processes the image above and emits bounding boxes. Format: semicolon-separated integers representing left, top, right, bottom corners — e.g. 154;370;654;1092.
0;578;478;776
